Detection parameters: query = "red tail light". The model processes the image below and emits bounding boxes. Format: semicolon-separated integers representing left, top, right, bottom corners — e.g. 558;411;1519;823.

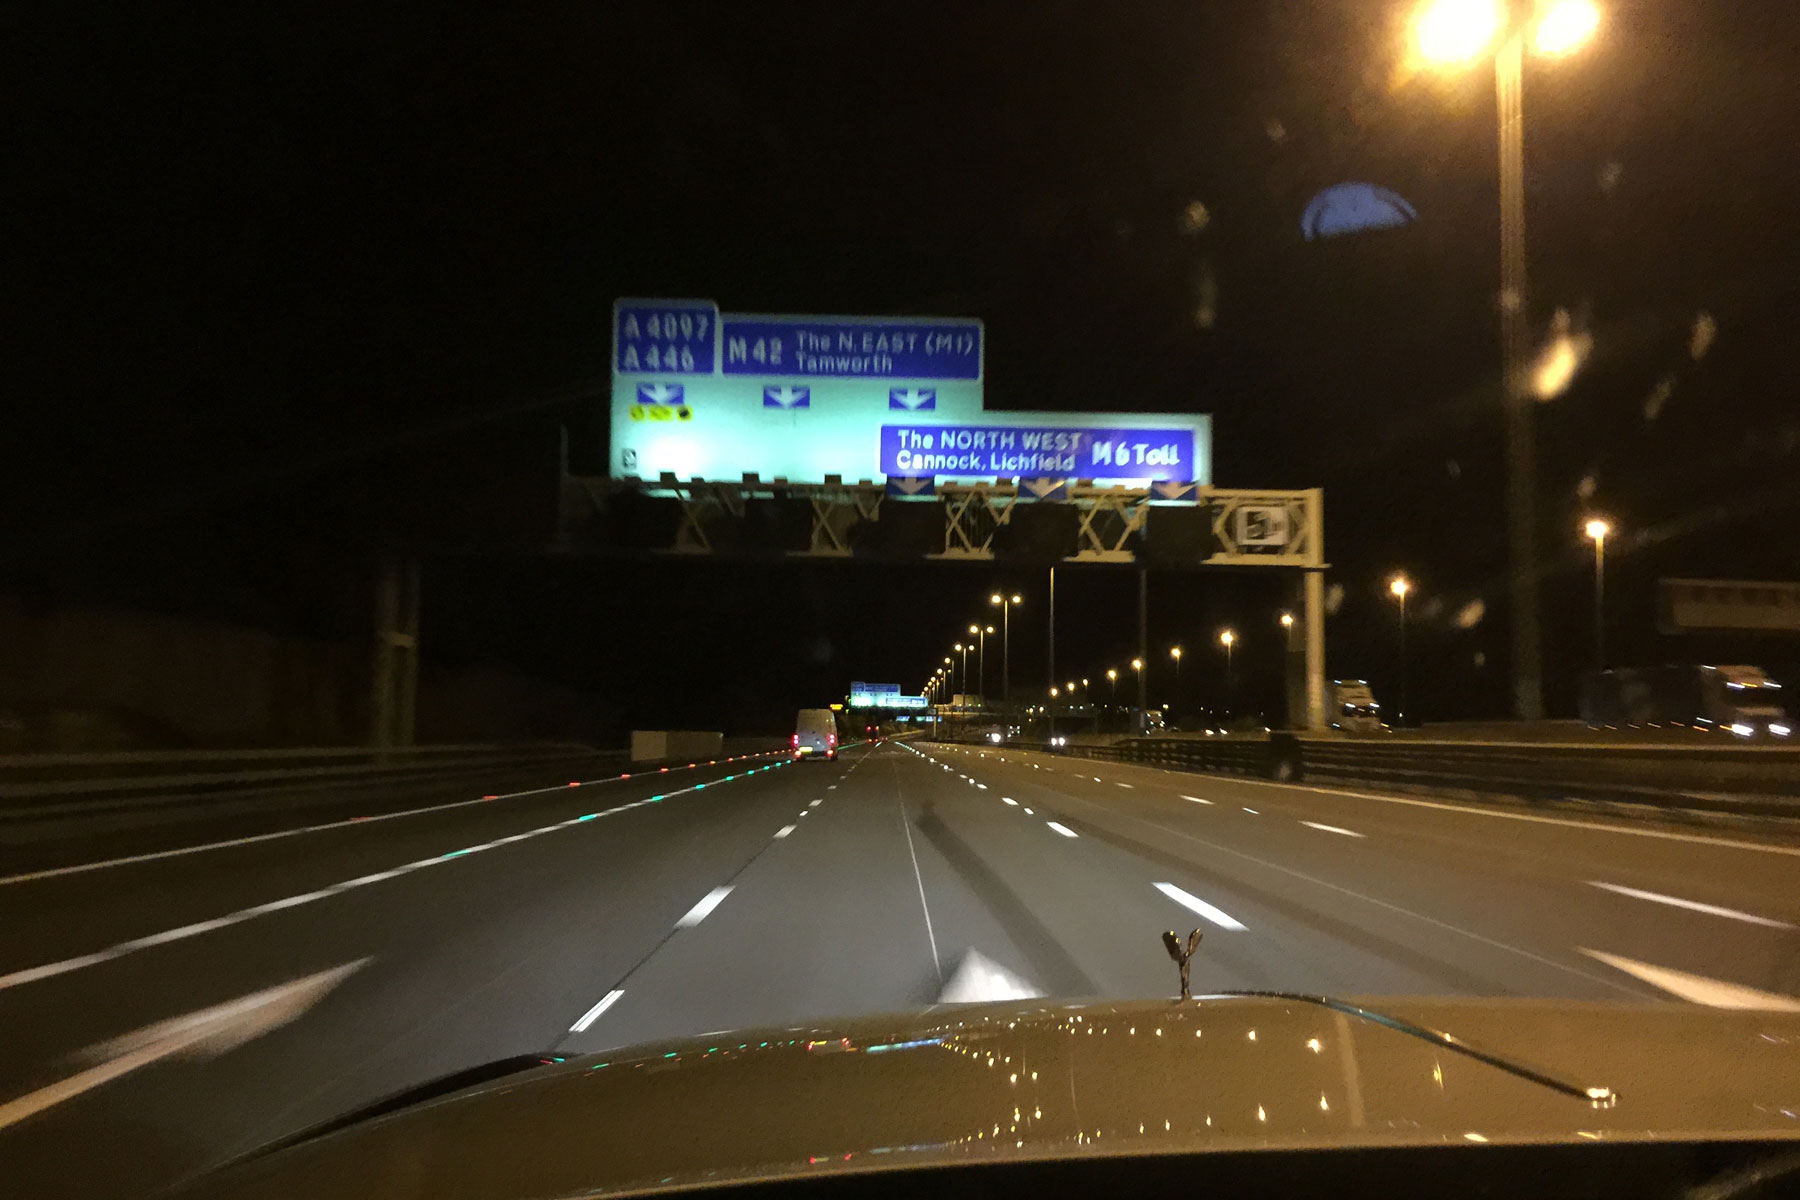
828;733;836;745
792;734;799;746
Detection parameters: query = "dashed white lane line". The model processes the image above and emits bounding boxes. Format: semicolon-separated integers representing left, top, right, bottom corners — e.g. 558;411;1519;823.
1002;797;1018;806
1180;795;1213;806
774;824;797;839
1242;807;1260;815
1154;882;1248;931
1117;782;1134;789
1301;821;1365;839
569;989;625;1032
0;764;789;993
1023;808;1035;815
675;886;734;928
1046;822;1079;838
808;799;822;807
1587;881;1793;929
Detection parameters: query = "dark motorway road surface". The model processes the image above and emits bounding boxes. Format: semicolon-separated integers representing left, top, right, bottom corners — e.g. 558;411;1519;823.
5;739;1800;1198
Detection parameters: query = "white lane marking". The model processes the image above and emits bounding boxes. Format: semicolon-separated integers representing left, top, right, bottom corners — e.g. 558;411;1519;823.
1023;807;1034;815
1301;821;1365;839
569;989;625;1032
1578;949;1800;1010
675;886;734;928
0;769;779;994
1002;797;1017;805
1053;792;1648;997
774;824;797;839
0;960;366;1132
1117;782;1134;789
897;799;943;983
828;785;838;790
1093;776;1104;783
977;783;989;790
1175;770;1800;859
1154;882;1248;931
1047;822;1078;838
1587;881;1793;929
937;950;1043;1003
1242;807;1260;815
0;758;788;888
808;799;822;807
1180;795;1214;806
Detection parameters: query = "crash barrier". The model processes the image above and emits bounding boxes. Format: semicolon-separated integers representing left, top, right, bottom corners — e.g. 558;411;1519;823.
935;733;1800;819
1;736;789;814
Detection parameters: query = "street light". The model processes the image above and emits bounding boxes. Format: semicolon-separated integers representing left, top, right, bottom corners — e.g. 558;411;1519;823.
1106;667;1118;706
1218;630;1236;707
990;592;1023;706
969;624;994;701
1389;575;1412;724
1279;611;1296;653
1584;517;1609;670
1409;0;1600;721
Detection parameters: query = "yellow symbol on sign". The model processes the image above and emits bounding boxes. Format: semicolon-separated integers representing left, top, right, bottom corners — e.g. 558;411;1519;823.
629;405;646;422
676;406;692;421
649;405;674;421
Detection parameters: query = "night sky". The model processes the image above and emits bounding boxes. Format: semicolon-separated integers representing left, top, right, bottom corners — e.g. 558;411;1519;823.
14;2;1800;735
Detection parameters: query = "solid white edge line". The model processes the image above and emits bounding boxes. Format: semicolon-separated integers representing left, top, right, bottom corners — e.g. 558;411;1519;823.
1154;882;1248;931
675;885;735;928
1046;822;1078;838
570;989;625;1032
1587;881;1794;929
1301;821;1365;839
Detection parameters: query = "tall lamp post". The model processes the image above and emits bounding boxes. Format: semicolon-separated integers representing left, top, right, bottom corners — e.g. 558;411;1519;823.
1218;630;1235;709
1169;645;1183;716
1584;517;1609;670
1389;576;1412;724
1410;0;1600;721
990;592;1022;705
1280;611;1295;649
1130;658;1144;730
1106;667;1119;709
955;643;969;715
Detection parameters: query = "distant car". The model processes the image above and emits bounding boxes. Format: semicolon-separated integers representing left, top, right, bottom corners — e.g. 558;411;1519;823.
792;708;838;760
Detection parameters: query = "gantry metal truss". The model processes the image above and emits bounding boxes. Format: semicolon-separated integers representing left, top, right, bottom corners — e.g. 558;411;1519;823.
565;476;1323;569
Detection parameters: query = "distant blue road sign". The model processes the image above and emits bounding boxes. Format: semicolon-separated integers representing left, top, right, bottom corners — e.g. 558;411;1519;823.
881;423;1199;483
763;385;810;409
637;383;684;405
1020;478;1070;501
722;317;981;380
615;302;717;375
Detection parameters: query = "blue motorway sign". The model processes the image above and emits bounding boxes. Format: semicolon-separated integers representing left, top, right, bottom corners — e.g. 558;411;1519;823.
611;298;1210;488
615;301;717;375
722;317;980;380
881;424;1197;483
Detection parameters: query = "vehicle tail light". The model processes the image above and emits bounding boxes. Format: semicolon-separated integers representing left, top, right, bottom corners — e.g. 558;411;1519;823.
792;734;799;746
828;733;836;745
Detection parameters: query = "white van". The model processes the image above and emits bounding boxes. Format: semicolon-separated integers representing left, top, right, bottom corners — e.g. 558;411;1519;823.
793;709;838;761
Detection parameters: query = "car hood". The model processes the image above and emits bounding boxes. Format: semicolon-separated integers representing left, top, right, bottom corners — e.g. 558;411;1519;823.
177;995;1800;1199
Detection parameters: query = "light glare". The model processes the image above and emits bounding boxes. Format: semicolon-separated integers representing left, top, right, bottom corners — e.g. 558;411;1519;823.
1535;0;1600;55
1413;0;1502;64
